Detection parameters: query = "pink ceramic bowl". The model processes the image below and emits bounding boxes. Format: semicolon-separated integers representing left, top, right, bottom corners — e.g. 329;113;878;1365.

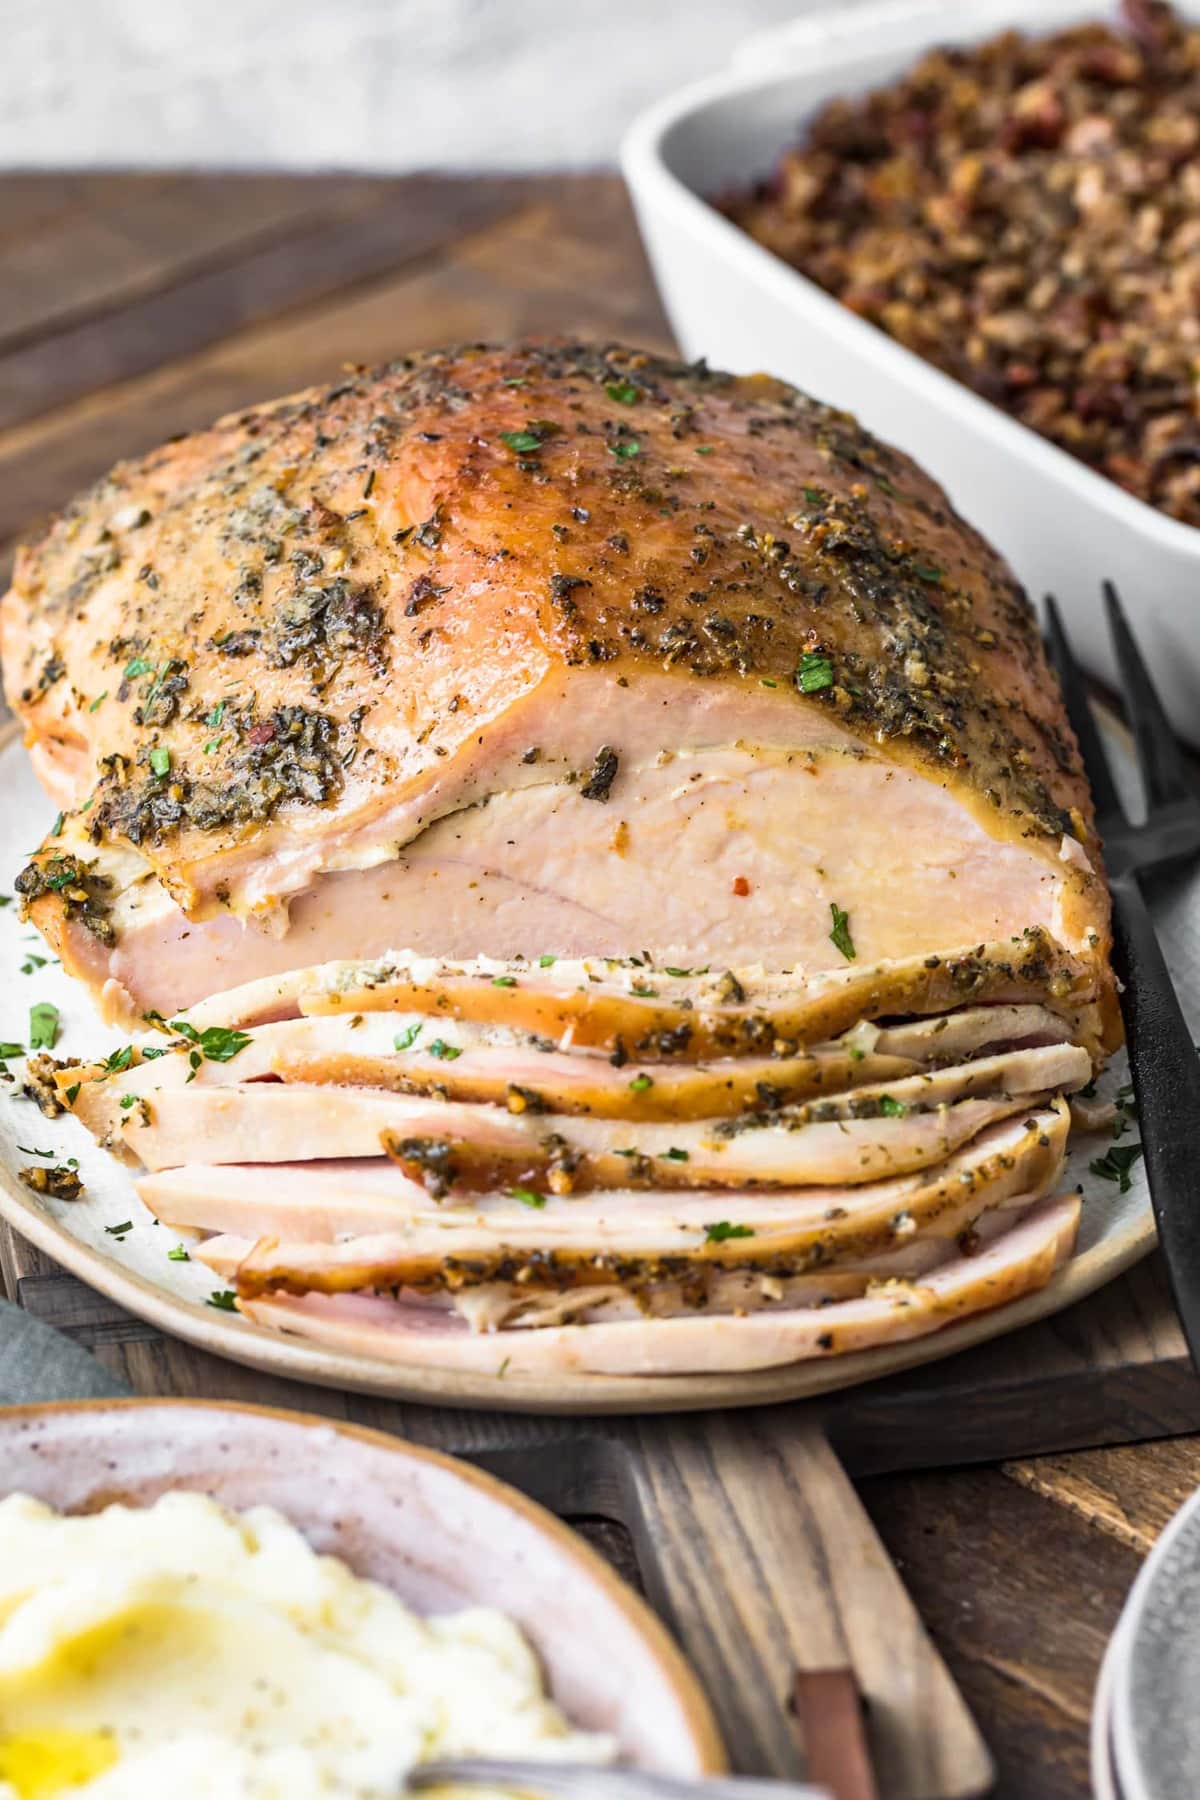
0;1397;723;1775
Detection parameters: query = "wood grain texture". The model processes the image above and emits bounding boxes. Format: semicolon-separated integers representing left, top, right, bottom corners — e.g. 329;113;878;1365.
4;168;1200;1799
0;177;529;432
620;1416;991;1795
858;1465;1144;1800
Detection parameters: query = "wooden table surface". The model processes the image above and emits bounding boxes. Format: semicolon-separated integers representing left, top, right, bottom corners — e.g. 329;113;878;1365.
1;168;1196;1798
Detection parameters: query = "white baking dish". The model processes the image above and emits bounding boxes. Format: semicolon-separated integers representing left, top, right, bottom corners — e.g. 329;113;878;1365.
622;0;1200;740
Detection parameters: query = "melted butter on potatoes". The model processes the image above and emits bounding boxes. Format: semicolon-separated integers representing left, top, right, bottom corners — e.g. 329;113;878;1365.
0;1491;608;1797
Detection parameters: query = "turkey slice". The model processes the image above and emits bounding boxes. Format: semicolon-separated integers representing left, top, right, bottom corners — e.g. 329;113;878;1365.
237;1192;1081;1375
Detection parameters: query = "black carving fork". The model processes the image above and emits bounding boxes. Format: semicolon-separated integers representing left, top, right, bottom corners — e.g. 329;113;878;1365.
1046;583;1200;1368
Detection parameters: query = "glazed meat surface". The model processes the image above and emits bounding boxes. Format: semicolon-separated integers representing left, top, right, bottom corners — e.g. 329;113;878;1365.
2;340;1109;1024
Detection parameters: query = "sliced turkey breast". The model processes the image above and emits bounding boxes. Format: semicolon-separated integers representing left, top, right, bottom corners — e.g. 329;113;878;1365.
21;738;1097;1026
98;1041;1082;1181
221;1106;1067;1299
196;1200;1030;1323
135;1094;1065;1252
286;936;1108;1061
423;1190;1033;1327
238;1192;1080;1375
64;1000;1084;1127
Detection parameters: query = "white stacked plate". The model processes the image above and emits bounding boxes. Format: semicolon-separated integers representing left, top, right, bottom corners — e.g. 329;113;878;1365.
1092;1484;1200;1798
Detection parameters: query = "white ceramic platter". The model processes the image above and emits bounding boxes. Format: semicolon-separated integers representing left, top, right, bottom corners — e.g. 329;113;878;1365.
0;720;1179;1414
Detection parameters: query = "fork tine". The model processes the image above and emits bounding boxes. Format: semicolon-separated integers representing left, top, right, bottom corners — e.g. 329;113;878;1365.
1102;580;1193;809
1043;594;1124;826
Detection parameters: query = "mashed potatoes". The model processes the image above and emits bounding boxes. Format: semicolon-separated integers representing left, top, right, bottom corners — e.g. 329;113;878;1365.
0;1490;610;1797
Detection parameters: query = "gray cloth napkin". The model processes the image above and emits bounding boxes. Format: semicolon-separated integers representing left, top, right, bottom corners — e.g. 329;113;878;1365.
0;1298;132;1404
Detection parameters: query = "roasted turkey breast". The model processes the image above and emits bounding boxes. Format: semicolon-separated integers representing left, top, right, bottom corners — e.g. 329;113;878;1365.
2;340;1112;1029
3;339;1118;1377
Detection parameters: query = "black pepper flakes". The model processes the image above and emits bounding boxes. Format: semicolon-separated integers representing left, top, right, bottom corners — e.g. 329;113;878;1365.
580;745;620;802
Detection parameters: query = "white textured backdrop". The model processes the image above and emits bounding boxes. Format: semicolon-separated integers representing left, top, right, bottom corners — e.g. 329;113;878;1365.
2;0;826;171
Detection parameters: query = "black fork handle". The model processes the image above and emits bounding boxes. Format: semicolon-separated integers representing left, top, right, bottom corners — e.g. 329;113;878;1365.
1111;871;1200;1373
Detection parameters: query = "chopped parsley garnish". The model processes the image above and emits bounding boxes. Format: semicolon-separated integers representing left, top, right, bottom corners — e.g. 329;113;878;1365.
42;863;79;893
428;1038;462;1061
206;1290;239;1311
206;701;226;728
88;692;107;712
139;1046;168;1061
28;1003;58;1051
829;904;856;962
148;747;171;778
510;1187;547;1209
696;445;715;455
661;1147;690;1162
802;486;825;505
605;380;640;405
17;1146;54;1157
878;1095;907;1118
797;652;834;693
65;1083;81;1105
500;429;546;454
394;1022;423;1052
628;1074;654;1093
50;814;64;838
168;1022;252;1063
914;564;943;583
538;954;556;968
760;678;778;688
118;1094;137;1110
124;656;153;679
167;1245;191;1261
0;1042;23;1059
1089;1144;1143;1193
100;1046;134;1075
492;975;517;988
20;953;48;975
630;984;658;998
705;1221;755;1243
608;439;642;460
105;1220;133;1237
